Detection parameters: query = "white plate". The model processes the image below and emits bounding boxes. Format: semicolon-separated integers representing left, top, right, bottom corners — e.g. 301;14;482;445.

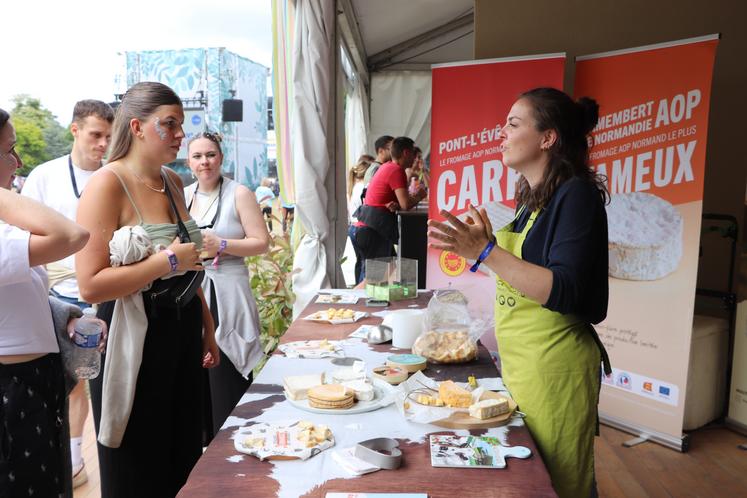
278;340;344;359
233;420;335;461
285;379;395;415
303;311;369;324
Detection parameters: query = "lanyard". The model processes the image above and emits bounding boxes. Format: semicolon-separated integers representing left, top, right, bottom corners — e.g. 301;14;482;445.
68;155;81;199
68;154;101;198
188;176;223;229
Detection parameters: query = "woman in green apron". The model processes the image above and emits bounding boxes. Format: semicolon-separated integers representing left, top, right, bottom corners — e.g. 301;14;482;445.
429;87;611;498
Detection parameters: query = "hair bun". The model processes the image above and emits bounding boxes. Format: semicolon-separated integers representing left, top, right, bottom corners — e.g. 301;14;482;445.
577;97;599;135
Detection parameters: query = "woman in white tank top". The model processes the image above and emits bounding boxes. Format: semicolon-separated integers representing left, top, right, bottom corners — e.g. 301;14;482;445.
184;131;270;439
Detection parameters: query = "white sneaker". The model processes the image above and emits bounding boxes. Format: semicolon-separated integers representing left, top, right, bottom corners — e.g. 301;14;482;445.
72;461;88;488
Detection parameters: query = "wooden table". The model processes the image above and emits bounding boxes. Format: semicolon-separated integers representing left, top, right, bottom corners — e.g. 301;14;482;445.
178;292;557;498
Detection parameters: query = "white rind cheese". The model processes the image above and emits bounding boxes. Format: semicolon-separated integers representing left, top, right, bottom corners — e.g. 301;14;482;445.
606;192;683;280
284;373;324;400
469;398;509;420
340;380;375;401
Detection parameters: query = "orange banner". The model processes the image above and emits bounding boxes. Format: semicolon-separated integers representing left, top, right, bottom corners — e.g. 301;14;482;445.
575;35;719;444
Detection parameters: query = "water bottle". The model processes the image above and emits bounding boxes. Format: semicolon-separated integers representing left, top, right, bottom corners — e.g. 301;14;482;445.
72;308;102;379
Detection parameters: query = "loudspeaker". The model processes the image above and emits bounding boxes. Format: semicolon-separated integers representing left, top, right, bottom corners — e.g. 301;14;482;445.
222;99;243;122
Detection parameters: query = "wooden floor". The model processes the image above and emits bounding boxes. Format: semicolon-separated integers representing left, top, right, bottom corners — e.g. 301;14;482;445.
73;400;747;498
73;407;101;498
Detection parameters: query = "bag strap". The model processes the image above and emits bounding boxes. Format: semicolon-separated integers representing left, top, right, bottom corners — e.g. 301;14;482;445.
161;171;191;243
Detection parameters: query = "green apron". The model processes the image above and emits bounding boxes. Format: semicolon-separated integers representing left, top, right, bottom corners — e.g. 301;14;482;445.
494;207;606;498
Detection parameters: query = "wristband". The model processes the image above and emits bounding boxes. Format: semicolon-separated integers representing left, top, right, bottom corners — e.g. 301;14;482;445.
164;249;178;272
211;239;228;268
469;239;496;273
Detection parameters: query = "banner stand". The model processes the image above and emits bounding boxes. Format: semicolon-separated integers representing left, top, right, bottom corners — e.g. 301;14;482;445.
575;34;719;451
725;417;747;437
600;413;689;452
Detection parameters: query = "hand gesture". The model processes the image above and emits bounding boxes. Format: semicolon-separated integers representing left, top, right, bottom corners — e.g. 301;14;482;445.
167;237;203;272
427;204;494;260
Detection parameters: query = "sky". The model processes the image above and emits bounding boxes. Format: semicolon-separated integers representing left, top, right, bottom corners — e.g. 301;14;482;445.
0;0;273;125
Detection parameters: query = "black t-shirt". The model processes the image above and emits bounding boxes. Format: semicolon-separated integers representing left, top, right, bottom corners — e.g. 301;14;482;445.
513;177;609;324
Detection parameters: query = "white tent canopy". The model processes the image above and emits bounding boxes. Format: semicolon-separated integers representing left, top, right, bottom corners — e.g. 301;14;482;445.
291;0;475;315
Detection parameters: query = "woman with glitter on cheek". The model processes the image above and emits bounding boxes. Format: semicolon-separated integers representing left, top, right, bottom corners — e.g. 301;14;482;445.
74;82;220;498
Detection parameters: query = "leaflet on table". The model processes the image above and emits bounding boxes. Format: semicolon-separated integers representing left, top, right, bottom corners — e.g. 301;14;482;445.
316;293;361;304
430;435;504;468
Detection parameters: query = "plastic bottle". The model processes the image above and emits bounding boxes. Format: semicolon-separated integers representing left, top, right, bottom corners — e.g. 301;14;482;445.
72;308;102;379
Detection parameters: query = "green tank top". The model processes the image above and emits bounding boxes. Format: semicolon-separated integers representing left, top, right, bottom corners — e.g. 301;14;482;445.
110;168;202;248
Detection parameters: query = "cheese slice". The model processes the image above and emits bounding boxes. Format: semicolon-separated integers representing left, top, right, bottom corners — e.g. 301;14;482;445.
469;398;509;420
438;380;472;408
284;373;324;400
606;192;683;280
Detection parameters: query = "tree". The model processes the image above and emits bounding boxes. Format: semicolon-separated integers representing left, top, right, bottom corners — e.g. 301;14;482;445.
11;115;47;176
10;95;72;175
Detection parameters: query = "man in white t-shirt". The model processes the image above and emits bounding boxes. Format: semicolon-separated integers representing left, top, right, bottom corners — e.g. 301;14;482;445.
21;99;113;487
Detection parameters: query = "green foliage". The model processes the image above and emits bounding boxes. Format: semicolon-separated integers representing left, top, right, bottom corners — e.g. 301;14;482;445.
9;95;72;175
11;116;47;176
247;229;297;374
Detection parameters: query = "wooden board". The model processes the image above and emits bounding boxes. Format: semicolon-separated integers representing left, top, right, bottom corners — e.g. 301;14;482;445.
432;390;518;430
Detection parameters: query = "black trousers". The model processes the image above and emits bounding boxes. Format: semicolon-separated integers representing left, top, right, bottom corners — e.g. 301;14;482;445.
354;226;396;263
0;354;67;498
90;298;203;498
202;283;253;442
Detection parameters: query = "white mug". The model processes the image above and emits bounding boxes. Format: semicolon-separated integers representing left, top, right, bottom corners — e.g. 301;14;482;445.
382;309;425;349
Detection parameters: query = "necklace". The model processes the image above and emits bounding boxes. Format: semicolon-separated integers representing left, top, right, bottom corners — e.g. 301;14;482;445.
129;165;165;193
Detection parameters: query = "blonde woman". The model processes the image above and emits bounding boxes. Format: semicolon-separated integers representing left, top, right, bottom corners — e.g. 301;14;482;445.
184;131;270;439
348;154;374;283
75;82;219;498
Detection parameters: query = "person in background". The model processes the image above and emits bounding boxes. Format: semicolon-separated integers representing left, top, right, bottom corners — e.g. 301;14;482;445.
347;154;374;284
280;197;295;234
255;177;276;231
21;98;114;488
184;131;270;440
362;134;394;187
354;136;426;262
75;82;219;498
406;146;425;196
428;88;610;498
1;108;90;498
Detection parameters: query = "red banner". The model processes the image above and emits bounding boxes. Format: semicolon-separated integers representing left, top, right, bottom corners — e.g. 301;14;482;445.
575;35;719;443
427;55;566;330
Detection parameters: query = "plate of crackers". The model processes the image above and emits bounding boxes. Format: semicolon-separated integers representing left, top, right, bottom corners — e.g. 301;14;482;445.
285;378;395;415
304;308;369;324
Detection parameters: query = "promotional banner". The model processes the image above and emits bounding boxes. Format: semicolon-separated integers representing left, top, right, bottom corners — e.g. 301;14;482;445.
727;300;747;433
574;35;719;445
427;54;566;337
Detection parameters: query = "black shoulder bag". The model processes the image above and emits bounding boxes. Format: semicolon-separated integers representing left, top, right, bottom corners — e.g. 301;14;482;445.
142;174;204;315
